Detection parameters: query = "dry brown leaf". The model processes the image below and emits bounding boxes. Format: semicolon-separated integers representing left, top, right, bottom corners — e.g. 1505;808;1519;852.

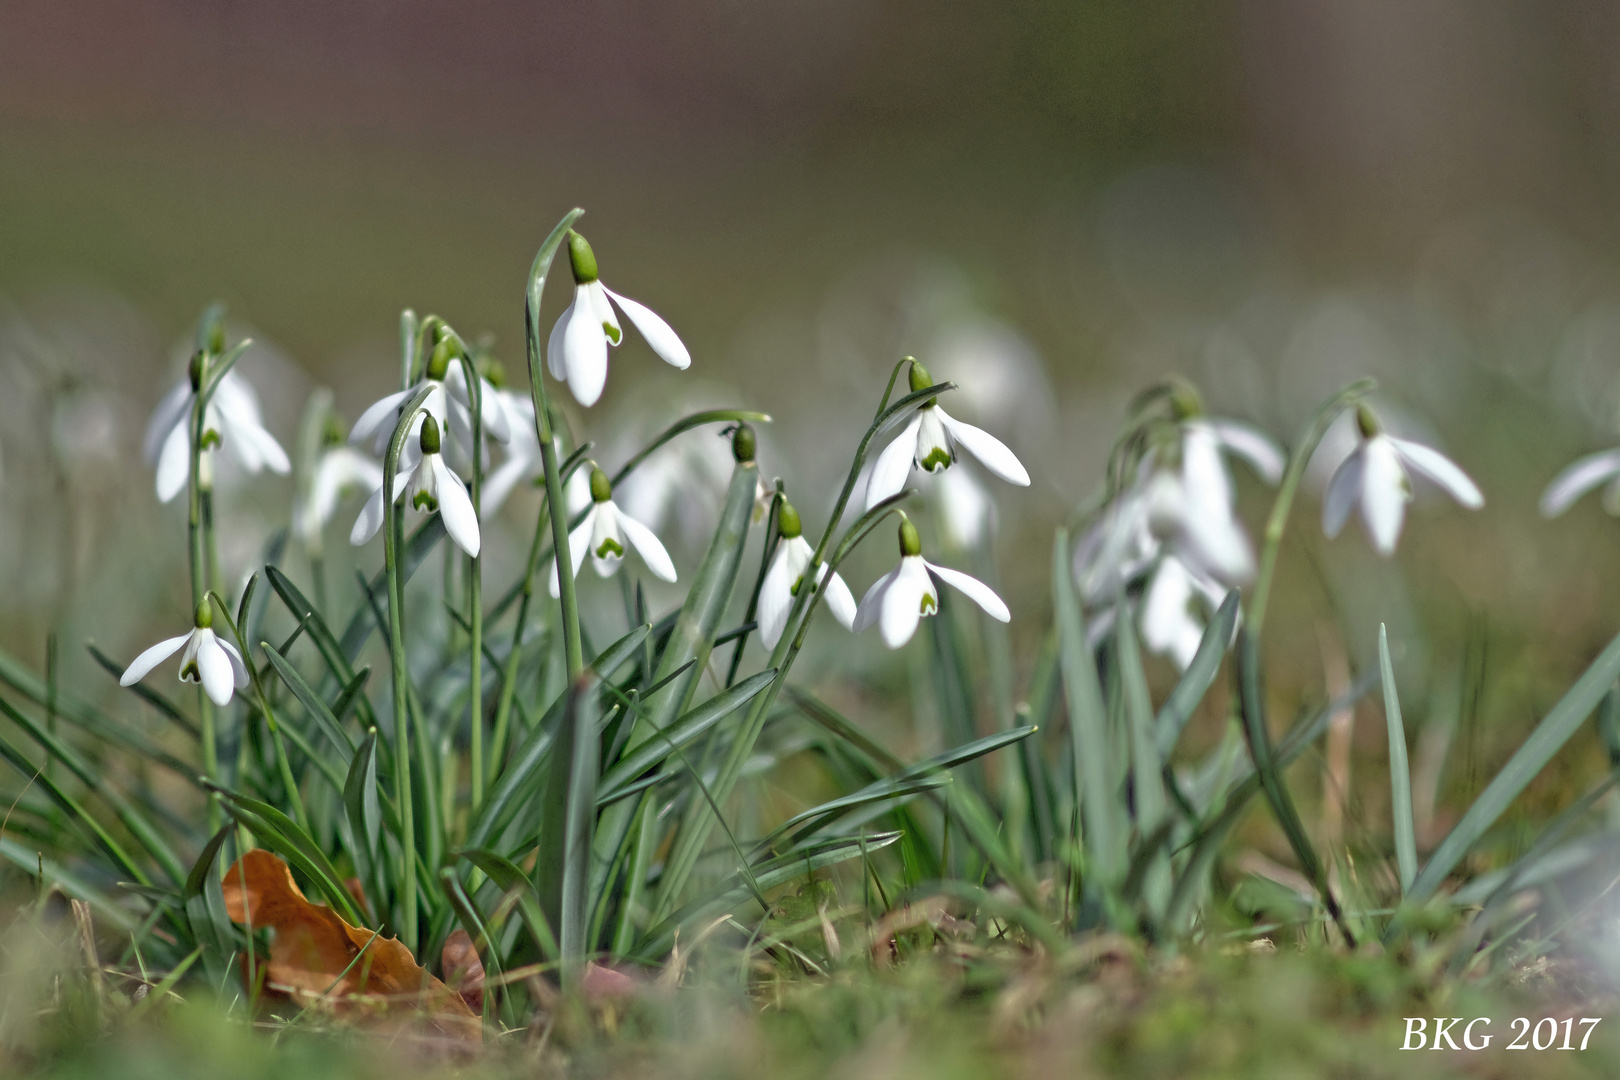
221;849;481;1042
441;928;485;1012
581;961;637;1000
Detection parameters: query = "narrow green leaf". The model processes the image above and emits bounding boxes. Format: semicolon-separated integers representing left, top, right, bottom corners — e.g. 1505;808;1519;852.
205;783;365;926
344;728;382;860
183;825;236;984
85;643;199;739
537;676;597;974
1154;590;1238;757
1408;627;1620;903
597;670;776;801
1379;625;1417;896
264;565;378;730
457;848;559;960
1117;596;1169;923
261;640;357;761
336;518;446;661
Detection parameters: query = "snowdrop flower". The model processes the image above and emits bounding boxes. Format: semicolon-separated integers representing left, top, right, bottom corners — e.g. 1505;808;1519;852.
144;356;290;503
757;501;857;648
348;331;510;462
293;421;383;551
865;360;1030;511
350;416;481;557
547;231;690;407
932;464;996;550
549;466;677;596
120;602;248;708
1139;555;1230;670
1323;404;1483;556
1541;445;1620;518
854;518;1010;649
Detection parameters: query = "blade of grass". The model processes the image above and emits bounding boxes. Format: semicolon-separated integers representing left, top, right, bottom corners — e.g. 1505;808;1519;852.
1379;624;1417;896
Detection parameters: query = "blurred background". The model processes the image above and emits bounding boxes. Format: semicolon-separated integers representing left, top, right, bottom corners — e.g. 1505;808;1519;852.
6;1;1620;817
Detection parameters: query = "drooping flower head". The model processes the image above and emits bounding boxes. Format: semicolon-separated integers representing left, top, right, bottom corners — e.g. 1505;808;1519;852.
865;359;1030;511
549;465;677;596
547;231;691;407
1323;404;1483;556
120;601;249;708
853;518;1010;649
349;325;511;465
350;415;481;557
757;499;857;649
145;348;290;504
293;407;383;552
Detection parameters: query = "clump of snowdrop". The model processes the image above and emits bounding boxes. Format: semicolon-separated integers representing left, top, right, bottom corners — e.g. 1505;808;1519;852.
854;518;1009;649
1322;403;1483;555
349;327;510;464
549;465;677;596
757;500;857;648
351;415;481;557
144;349;290;503
864;359;1030;511
120;601;248;708
548;230;690;408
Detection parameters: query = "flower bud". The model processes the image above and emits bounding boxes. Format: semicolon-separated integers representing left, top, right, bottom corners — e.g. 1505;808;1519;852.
898;517;922;558
188;350;207;392
207;321;226;357
778;500;802;539
907;358;933;394
322;415;346;448
1168;377;1203;421
589;466;613;503
1355;402;1382;439
482;357;507;388
568;231;600;285
732;422;756;463
419;415;442;456
194;601;213;629
427;335;460;381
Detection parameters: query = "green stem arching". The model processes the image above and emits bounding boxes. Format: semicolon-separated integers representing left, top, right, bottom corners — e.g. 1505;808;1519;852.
525;209;587;679
1246;378;1375;641
453;352;486;813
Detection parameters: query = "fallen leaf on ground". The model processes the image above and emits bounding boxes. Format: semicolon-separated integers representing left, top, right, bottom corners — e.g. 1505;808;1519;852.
441;928;485;1012
221;849;480;1042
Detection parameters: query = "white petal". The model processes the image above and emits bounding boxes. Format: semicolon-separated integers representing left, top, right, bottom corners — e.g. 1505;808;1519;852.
232;420;292;475
547;299;573;381
821;570;858;630
155;417;192;503
1206;419;1286;485
550;509;596;598
878;558;934;648
349;388;413;452
590;281;622;344
935;408;1030;486
924;560;1010;622
144;382;193;463
1389;437;1484;510
1177;506;1255;586
217;639;250;689
1541;449;1620;518
563;285;610;407
1322;447;1364;539
120;632;193;685
616;505;678;582
431;457;481;557
852;567;900;633
864;414;923;511
1180;424;1235;512
312;448;384;530
350;484;388;546
196;635;237;707
604;287;691;370
1141;559;1201;670
1360;437;1410;556
757;549;797;648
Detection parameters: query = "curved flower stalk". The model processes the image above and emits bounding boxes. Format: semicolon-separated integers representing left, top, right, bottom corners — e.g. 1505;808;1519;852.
548;230;690;407
865;359;1029;511
1541;445;1620;518
1323;404;1482;555
350;416;481;557
548;465;676;596
349;327;510;462
758;500;857;648
854;518;1010;649
120;602;248;708
145;362;289;503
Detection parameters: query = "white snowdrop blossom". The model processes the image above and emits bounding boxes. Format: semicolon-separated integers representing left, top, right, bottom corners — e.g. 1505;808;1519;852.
865;360;1030;511
1541;446;1620;518
350;416;481;557
348;333;510;463
853;519;1010;649
932;465;996;550
547;231;690;407
1139;555;1230;670
294;436;383;549
144;362;290;504
120;603;248;708
1323;405;1483;556
757;501;857;648
549;466;677;596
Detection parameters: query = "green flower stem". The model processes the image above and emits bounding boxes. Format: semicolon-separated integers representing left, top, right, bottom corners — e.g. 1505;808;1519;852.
1247;378;1376;641
382;384;434;948
525;208;587;680
454;352;486;813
